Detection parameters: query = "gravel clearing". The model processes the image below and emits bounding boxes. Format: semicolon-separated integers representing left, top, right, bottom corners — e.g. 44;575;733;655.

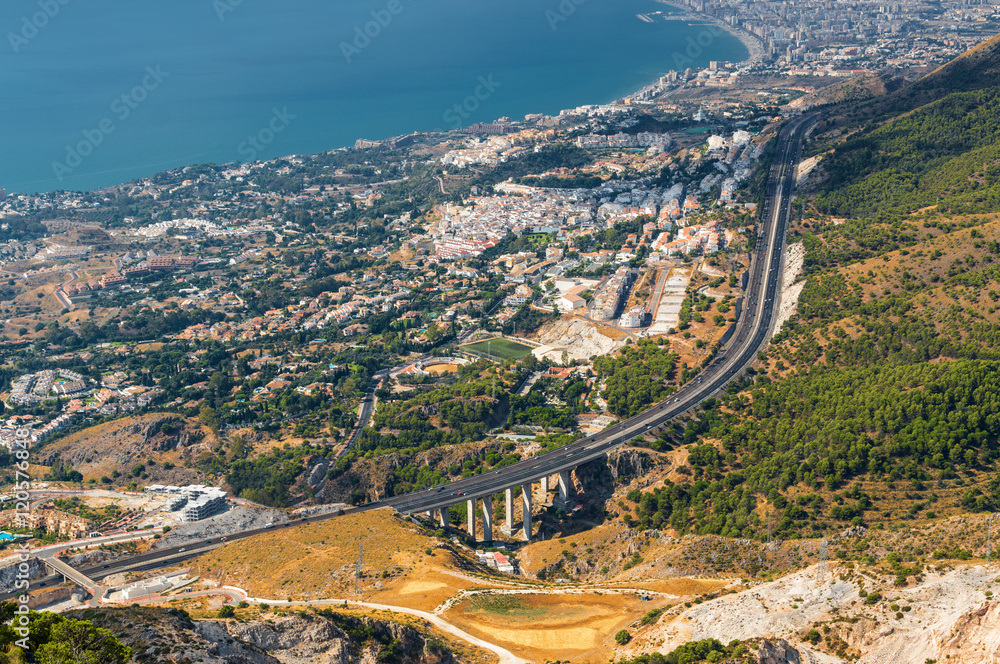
154;504;290;549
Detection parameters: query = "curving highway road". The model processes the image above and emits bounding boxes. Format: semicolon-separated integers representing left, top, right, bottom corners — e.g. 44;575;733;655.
371;111;817;518
3;113;816;599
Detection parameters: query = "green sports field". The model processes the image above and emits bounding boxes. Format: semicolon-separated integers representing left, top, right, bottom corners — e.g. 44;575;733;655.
462;338;534;360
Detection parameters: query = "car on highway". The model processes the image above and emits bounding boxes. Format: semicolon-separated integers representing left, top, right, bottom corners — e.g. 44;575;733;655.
179;548;186;552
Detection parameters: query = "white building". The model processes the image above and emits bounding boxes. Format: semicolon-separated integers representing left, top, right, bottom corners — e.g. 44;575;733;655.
150;484;228;521
619;307;646;328
121;576;171;600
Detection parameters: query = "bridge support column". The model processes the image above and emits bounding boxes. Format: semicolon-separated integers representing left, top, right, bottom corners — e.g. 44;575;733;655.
521;483;532;541
558;469;573;502
540;475;549;493
481;496;493;542
466;500;476;538
505;488;514;533
438;507;448;528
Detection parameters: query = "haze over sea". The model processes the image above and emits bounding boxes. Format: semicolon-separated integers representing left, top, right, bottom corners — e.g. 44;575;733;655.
0;0;745;194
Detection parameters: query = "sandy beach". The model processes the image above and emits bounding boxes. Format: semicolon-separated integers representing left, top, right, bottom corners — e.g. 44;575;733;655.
654;0;766;66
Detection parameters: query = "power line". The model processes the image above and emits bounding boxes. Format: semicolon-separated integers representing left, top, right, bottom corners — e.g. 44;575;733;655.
988;516;996;563
819;538;828;579
355;541;364;594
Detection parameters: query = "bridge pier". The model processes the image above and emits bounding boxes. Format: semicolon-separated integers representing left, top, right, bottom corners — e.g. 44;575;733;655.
481;496;493;542
540;475;549;493
438;507;448;528
558;469;573;502
466;500;476;538
521;483;532;541
505;487;514;533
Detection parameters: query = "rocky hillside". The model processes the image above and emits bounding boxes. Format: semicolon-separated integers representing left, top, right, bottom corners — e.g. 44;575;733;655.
39;413;212;484
318;440;494;505
623;562;1000;664
72;606;456;664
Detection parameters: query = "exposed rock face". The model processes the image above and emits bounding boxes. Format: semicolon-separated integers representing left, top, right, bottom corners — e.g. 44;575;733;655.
604;448;661;482
39;412;208;485
73;607;455;664
756;639;801;664
63;548;118;567
222;613;453;664
0;556;43;593
73;606;279;664
532;317;627;361
644;563;1000;664
938;602;1000;663
318;441;492;504
27;584;90;610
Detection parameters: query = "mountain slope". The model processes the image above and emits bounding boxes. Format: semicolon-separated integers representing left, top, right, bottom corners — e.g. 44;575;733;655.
815;87;1000;217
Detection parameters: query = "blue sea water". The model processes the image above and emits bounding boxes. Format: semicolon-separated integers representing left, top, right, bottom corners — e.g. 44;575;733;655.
0;0;745;194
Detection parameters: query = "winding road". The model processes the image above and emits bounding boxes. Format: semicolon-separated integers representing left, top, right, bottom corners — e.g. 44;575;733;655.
4;113;817;605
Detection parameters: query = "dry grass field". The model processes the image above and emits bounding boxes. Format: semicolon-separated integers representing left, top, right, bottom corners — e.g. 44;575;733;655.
192;510;492;607
446;592;668;663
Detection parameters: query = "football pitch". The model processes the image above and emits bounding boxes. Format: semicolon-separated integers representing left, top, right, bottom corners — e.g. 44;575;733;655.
462;338;534;360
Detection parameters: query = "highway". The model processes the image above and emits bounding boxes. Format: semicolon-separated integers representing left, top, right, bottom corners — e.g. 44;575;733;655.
2;113;815;599
374;112;816;517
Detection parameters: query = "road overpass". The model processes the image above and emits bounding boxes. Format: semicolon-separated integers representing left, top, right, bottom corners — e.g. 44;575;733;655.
366;112;817;540
0;114;815;600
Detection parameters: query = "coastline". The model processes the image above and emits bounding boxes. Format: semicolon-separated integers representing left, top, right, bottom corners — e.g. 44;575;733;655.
653;0;766;66
350;4;764;152
10;4;761;196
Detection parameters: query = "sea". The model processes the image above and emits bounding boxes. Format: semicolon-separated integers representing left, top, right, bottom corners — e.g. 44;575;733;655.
0;0;746;194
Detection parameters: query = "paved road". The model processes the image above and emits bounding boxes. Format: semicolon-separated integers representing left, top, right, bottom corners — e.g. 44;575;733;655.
374;112;817;518
54;269;79;311
0;114;815;598
336;380;379;458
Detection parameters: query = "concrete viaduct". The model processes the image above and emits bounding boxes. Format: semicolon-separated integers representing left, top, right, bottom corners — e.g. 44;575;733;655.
425;469;574;541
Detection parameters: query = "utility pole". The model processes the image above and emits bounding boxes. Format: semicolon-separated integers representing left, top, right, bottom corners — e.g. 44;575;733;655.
355;541;364;594
988;516;996;563
819;538;828;579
